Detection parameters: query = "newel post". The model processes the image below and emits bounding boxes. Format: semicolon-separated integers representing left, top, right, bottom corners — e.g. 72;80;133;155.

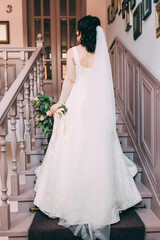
0;118;10;231
36;33;44;48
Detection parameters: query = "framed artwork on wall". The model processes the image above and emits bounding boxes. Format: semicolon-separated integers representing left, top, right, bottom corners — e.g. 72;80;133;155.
122;0;126;19
115;0;118;14
142;0;152;20
130;0;136;9
108;5;111;24
133;3;142;40
155;2;160;37
111;5;116;22
118;0;122;14
0;21;9;44
125;2;132;31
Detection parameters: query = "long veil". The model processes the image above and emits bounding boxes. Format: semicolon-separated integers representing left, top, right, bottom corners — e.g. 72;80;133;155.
57;26;116;240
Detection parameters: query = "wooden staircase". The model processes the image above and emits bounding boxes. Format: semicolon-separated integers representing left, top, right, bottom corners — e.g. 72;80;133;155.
0;103;160;240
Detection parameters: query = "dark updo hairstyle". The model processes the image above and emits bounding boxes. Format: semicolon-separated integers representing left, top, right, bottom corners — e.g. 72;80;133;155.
77;15;101;53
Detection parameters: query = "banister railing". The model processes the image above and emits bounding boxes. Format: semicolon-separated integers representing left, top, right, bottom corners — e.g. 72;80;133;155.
109;37;160;216
0;47;37;95
0;34;45;231
0;47;42;124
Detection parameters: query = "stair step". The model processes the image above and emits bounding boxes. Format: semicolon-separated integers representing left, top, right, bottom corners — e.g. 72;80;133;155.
136;209;160;232
25;148;45;155
33;134;47;139
18;162;40;175
122;145;135;153
9;184;35;202
0;212;34;237
116;119;124;125
118;132;129;137
136;182;152;198
134;163;142;173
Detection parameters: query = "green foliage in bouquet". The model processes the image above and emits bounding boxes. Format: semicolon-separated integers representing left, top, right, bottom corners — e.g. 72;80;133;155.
31;93;56;137
31;94;68;138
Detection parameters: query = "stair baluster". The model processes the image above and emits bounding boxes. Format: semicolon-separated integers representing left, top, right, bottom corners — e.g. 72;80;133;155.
24;78;32;151
36;33;44;95
0;118;10;231
33;65;38;98
3;51;8;94
18;88;26;171
10;101;20;196
39;54;44;95
21;50;25;69
29;72;36;136
37;59;40;93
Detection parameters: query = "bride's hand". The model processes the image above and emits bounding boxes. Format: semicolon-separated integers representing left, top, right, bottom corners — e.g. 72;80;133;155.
50;102;62;114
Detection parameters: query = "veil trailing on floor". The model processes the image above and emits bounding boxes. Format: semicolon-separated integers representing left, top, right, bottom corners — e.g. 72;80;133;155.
57;26;117;240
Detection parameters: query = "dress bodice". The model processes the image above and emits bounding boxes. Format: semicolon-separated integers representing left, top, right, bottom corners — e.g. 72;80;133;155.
72;46;92;84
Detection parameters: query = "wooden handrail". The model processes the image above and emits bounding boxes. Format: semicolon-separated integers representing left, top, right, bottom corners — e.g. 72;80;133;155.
109;37;160;86
0;47;42;124
0;47;36;52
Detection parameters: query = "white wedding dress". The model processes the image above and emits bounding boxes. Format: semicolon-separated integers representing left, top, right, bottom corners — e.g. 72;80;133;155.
34;27;142;240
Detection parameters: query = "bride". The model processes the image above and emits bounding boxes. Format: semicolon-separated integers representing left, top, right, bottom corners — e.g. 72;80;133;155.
34;15;142;240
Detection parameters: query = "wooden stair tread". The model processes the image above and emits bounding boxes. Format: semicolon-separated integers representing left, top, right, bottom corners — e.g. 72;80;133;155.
26;148;45;155
136;209;160;232
18;162;40;175
134;163;142;173
122;145;135;152
116;119;124;125
33;134;47;139
0;212;34;237
118;132;129;137
136;182;152;198
9;184;35;202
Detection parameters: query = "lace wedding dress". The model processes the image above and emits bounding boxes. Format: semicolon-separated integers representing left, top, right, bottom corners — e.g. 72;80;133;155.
34;27;142;240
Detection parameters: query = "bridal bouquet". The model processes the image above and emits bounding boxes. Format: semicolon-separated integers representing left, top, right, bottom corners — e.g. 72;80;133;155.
31;93;68;137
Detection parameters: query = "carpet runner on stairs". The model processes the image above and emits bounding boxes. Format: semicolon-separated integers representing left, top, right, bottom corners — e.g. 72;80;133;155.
29;208;145;240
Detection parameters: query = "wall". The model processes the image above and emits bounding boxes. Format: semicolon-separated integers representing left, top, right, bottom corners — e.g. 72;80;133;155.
106;0;160;79
86;0;108;34
0;0;27;47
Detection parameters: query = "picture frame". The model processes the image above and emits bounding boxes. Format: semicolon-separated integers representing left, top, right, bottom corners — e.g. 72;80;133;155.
130;0;136;9
0;21;9;44
111;0;115;6
142;0;152;20
108;5;111;24
122;0;126;19
118;0;122;14
125;2;132;31
155;2;160;37
115;0;118;14
133;3;142;40
111;5;116;22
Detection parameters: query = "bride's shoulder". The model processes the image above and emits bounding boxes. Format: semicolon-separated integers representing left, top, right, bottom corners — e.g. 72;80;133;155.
67;47;76;57
66;47;76;64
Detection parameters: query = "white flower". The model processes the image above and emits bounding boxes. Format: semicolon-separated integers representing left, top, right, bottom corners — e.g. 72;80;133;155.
46;110;53;117
30;96;38;101
39;115;44;121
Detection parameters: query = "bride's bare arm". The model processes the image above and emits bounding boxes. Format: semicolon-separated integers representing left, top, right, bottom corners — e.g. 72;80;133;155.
50;48;75;113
